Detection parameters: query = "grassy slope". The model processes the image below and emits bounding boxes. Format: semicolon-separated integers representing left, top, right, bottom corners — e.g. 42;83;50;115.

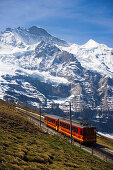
16;106;113;151
0;100;113;170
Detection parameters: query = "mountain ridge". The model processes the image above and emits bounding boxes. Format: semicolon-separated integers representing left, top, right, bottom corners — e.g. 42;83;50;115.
0;26;113;120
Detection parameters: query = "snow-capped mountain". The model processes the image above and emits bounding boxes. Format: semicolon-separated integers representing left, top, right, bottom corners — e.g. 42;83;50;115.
61;39;113;78
0;26;68;53
0;26;113;128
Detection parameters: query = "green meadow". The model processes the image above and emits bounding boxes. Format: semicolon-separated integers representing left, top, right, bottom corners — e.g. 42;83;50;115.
0;99;113;170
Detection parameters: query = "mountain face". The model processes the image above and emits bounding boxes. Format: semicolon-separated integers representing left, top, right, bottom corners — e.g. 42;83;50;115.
0;26;113;132
61;39;113;78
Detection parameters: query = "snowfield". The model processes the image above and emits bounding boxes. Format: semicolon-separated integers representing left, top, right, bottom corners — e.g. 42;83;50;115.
61;39;113;78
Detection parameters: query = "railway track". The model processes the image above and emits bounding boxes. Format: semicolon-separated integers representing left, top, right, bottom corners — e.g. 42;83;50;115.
17;107;113;164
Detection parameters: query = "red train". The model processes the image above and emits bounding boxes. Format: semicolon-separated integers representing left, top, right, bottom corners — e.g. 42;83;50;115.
44;114;96;144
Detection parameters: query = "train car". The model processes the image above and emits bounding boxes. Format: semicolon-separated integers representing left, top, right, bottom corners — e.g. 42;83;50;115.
44;115;59;131
44;114;96;144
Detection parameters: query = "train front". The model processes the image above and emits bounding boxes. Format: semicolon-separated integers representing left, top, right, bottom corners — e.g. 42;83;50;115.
83;127;96;144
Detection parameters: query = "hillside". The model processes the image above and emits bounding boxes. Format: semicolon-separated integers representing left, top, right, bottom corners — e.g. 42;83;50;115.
0;99;113;169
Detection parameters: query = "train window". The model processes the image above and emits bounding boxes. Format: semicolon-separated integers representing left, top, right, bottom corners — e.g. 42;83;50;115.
89;129;91;135
67;124;69;129
80;129;82;135
67;125;69;129
84;129;88;135
74;127;76;132
72;127;76;132
86;129;88;135
64;123;66;128
60;122;61;126
76;128;78;133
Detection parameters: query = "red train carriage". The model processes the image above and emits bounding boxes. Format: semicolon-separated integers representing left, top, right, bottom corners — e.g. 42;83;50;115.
44;115;96;144
44;115;58;131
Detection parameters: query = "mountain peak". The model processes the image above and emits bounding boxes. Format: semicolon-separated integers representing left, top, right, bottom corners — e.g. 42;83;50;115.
5;27;12;32
28;26;51;37
82;39;99;49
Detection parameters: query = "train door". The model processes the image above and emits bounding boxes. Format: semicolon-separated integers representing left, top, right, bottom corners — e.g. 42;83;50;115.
57;119;59;131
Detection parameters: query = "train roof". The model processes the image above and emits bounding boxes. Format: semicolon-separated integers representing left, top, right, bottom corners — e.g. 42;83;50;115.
44;114;95;128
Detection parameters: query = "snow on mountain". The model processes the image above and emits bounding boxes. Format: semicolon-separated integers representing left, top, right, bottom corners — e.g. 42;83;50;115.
81;39;99;49
61;39;113;78
0;26;113;122
23;69;70;85
0;27;71;111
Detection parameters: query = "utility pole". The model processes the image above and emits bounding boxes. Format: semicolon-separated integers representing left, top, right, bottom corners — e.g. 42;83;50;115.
40;104;41;128
70;102;72;144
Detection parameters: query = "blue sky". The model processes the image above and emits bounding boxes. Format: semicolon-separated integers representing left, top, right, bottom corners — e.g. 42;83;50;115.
0;0;113;47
